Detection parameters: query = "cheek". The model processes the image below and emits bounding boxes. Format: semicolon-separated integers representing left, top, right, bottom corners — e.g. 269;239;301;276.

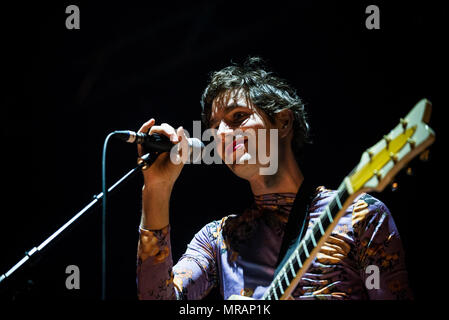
214;134;231;159
253;126;279;156
215;139;225;159
252;124;273;144
245;116;266;128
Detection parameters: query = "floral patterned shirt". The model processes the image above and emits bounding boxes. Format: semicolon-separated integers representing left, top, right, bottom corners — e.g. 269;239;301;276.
136;186;413;300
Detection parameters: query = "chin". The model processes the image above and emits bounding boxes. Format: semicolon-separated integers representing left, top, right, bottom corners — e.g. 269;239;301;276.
228;162;260;180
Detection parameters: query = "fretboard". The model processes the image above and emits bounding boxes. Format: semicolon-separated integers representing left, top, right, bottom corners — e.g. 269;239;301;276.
262;182;350;300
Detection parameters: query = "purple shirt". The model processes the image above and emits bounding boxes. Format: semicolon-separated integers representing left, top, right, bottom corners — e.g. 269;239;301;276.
136;186;413;300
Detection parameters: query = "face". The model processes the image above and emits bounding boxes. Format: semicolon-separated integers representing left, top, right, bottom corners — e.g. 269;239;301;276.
209;89;279;180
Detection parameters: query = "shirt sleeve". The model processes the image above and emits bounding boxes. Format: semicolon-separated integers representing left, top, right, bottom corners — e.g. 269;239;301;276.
136;222;218;300
173;221;219;300
353;194;414;300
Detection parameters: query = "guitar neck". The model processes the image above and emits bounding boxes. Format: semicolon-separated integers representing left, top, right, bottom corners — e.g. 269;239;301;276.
259;99;435;300
262;181;353;300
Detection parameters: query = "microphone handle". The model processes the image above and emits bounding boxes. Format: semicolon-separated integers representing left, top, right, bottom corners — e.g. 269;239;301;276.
139;132;175;153
114;130;204;163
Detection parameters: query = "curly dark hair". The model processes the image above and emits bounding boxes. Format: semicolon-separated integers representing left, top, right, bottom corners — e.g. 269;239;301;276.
200;56;311;160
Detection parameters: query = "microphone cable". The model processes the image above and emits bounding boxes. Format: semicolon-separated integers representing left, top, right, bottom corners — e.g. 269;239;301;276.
101;131;116;300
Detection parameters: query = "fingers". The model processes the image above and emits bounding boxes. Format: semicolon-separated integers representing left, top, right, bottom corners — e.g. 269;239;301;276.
176;126;190;163
326;235;351;254
137;118;155;157
176;126;185;141
137;119;191;166
149;123;179;143
138;118;155;134
137;119;179;157
168;126;189;166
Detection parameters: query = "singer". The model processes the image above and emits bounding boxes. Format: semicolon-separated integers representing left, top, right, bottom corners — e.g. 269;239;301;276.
136;57;413;300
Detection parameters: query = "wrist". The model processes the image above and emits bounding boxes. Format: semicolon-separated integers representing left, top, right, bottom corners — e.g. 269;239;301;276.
143;174;176;190
142;179;174;194
141;183;171;231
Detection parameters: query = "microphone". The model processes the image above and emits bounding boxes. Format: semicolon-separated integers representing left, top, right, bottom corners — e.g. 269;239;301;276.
114;130;204;160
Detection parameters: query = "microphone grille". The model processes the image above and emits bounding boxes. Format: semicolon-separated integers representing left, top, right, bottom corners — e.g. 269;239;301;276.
188;138;205;149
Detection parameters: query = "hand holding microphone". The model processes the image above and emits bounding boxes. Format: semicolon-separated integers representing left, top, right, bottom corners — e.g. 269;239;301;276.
119;119;192;230
119;119;192;188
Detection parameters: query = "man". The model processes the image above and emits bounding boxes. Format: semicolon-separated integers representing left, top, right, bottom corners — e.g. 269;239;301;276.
136;57;413;300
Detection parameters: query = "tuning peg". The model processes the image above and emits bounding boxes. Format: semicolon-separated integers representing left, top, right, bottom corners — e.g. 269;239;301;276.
419;149;430;162
367;149;374;161
373;169;382;180
400;118;408;130
384;135;392;148
389;152;399;163
391;181;399;192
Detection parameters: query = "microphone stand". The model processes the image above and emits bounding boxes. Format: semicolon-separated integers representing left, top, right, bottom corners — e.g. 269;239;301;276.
0;153;152;291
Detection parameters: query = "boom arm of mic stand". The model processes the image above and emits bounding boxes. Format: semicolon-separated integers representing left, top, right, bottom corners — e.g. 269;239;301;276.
0;153;152;285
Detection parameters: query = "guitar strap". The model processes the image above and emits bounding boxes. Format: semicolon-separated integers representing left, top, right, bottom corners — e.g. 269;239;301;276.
275;178;315;273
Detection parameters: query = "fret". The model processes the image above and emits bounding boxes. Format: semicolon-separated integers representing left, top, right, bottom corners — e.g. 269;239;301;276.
306;236;317;261
302;241;309;257
291;253;300;272
335;194;342;209
264;290;270;300
309;230;317;247
283;270;290;286
273;287;279;300
288;259;295;277
299;248;308;268
277;278;284;294
295;250;302;268
277;277;288;297
266;290;272;300
325;206;333;223
317;219;325;235
313;224;322;240
338;183;349;203
276;283;283;299
288;259;296;278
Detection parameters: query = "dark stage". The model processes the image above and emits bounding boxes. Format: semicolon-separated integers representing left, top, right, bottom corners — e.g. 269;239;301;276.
0;1;444;302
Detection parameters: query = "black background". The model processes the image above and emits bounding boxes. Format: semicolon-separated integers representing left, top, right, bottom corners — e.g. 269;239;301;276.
0;1;445;301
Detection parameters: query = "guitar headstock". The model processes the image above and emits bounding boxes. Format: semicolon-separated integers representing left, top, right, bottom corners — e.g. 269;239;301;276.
347;99;435;194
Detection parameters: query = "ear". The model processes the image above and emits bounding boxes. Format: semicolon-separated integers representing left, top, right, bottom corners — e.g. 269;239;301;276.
276;109;294;138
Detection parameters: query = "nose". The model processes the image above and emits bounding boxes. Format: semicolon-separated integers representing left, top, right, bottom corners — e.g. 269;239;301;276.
215;121;235;157
216;120;233;137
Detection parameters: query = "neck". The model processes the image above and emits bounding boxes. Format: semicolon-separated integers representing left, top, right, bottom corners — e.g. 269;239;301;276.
249;147;304;196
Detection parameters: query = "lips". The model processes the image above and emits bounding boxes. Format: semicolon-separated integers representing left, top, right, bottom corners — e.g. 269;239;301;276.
225;137;246;157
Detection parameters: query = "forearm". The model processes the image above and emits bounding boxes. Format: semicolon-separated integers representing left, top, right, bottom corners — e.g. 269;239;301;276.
137;225;178;300
140;182;173;230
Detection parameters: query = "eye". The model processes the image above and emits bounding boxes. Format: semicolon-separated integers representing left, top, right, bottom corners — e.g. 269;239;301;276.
233;112;247;120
